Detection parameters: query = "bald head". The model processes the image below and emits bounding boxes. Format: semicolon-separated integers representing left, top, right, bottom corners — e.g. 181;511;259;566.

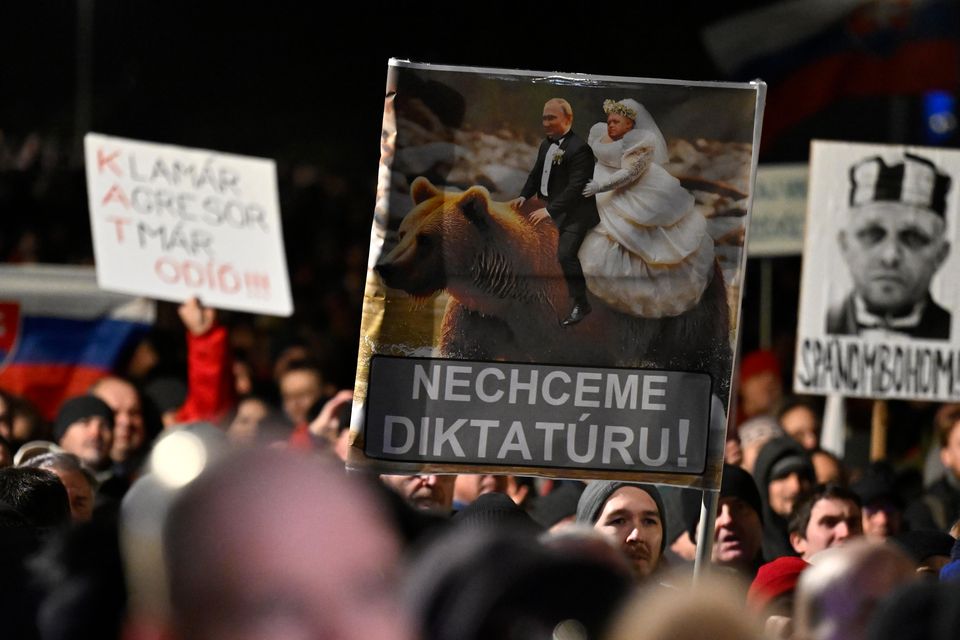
92;376;146;462
165;450;412;640
794;540;915;640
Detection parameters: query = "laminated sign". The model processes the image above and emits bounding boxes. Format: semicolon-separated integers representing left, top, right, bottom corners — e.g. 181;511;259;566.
350;60;765;489
796;141;960;402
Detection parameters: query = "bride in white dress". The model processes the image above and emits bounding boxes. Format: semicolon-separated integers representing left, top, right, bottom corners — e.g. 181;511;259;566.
580;98;716;318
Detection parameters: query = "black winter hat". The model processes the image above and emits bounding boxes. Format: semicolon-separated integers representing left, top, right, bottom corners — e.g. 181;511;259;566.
53;396;114;443
683;464;764;538
892;530;955;565
851;461;903;509
453;492;542;535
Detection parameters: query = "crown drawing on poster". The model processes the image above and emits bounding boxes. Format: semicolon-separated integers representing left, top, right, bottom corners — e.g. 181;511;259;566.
603;99;639;121
849;152;952;217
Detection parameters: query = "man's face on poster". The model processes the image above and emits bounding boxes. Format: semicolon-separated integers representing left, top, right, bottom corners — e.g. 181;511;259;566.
839;202;949;314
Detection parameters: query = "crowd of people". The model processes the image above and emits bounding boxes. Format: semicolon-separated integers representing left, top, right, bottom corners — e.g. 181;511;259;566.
4;120;960;638
2;294;960;640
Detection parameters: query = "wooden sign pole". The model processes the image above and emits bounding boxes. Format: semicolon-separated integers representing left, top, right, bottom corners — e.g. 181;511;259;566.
870;400;888;461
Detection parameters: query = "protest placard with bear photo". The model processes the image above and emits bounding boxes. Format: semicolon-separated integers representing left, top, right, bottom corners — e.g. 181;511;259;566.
349;60;765;489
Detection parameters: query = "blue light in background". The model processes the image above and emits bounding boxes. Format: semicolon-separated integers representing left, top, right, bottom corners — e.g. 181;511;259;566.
923;91;957;145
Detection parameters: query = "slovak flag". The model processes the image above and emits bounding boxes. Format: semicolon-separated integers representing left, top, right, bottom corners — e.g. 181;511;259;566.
0;264;155;420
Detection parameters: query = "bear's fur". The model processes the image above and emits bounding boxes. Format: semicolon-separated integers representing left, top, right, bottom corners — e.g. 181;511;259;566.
375;177;732;396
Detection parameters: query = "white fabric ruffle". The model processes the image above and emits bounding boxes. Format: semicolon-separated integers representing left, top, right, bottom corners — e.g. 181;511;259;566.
581;121;715;318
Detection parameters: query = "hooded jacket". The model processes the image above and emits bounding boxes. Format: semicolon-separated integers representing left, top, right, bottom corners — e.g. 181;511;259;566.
753;437;814;560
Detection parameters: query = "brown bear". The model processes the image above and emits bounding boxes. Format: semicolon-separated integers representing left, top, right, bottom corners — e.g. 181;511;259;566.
375;177;732;397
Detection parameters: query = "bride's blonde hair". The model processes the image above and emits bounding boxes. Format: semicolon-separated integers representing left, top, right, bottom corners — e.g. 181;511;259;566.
603;99;639;121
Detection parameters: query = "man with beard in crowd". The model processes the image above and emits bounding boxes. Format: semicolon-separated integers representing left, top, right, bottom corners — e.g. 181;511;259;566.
577;481;665;580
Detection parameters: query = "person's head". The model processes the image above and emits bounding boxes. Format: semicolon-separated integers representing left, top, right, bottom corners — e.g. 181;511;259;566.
891;530;955;579
224;396;292;448
92;376;146;463
602;98;640;141
756;437;815;518
0;388;13;440
164;449;412;640
542;98;573;139
937;414;960;481
278;360;325;424
22;452;98;522
747;556;810;620
811;449;846;486
453;473;509;506
794;540;915;640
380;473;456;514
407;529;632;640
539;523;633;576
851;461;903;541
451;491;542;536
0;434;12;468
789;484;862;560
738;350;783;419
711;465;764;571
866;581;960;640
0;466;70;528
10;394;48;444
143;376;187;428
777;397;822;451
577;481;665;579
738;415;783;474
839;152;951;317
528;481;584;532
53;395;114;469
607;572;766;640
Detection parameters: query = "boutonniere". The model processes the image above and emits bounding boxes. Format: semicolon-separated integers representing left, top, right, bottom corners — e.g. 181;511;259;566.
552;149;565;166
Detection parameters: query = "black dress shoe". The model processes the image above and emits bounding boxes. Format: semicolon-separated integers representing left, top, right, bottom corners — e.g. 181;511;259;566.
561;302;592;327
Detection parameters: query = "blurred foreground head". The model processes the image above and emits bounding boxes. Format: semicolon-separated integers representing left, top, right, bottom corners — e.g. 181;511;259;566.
793;539;915;640
163;448;412;640
606;572;764;640
407;528;631;640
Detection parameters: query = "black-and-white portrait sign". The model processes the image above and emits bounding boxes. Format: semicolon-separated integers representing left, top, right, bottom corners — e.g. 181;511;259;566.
796;141;960;401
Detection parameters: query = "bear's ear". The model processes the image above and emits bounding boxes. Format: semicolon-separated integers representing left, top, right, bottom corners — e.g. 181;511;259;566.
411;176;440;205
457;187;490;230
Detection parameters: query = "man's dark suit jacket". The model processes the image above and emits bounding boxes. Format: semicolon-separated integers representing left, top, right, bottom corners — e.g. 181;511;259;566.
825;293;952;340
520;132;599;233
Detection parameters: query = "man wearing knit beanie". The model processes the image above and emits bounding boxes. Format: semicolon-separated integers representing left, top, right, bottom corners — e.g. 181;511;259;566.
576;480;665;579
53;395;114;470
684;464;766;579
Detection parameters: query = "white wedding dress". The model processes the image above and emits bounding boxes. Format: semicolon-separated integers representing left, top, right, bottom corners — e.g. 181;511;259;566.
579;119;716;318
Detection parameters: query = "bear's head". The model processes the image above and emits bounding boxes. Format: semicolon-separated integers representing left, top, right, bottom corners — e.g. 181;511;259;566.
376;177;557;306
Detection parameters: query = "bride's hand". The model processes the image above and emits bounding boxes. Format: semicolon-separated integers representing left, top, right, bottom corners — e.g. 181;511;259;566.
582;180;600;197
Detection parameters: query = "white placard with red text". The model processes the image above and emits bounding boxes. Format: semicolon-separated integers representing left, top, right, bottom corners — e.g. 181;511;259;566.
84;133;293;316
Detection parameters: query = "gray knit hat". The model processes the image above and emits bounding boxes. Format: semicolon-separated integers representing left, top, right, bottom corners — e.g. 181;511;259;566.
576;481;666;552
